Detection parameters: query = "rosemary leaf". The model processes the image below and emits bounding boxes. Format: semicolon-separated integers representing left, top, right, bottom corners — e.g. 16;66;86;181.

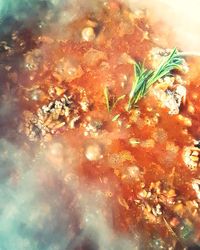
127;48;184;110
112;94;126;110
112;114;120;122
147;48;184;88
104;86;110;112
104;87;126;112
128;63;153;110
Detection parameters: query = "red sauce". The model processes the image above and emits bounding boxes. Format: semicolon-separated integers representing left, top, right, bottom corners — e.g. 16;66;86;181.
14;1;200;248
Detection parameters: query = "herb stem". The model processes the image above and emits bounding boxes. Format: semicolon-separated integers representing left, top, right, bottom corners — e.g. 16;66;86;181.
104;86;110;112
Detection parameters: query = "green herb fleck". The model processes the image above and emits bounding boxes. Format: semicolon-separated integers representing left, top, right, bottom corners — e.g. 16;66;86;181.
104;86;110;112
104;87;126;112
112;114;120;122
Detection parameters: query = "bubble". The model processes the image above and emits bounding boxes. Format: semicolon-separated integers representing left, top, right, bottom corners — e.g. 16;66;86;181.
85;142;103;161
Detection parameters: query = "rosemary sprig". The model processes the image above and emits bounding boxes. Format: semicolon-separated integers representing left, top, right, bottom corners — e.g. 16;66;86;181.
147;48;184;88
128;63;153;110
127;48;184;110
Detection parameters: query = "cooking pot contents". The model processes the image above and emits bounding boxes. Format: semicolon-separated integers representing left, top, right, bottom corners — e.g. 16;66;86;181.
0;0;200;249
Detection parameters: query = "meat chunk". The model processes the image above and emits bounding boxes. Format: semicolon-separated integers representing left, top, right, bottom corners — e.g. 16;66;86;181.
53;58;84;83
150;47;171;69
192;179;200;200
153;84;186;115
182;142;200;171
83;48;107;67
20;95;80;142
25;49;43;71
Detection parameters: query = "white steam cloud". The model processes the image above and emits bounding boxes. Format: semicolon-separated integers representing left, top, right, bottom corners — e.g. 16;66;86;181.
125;0;200;51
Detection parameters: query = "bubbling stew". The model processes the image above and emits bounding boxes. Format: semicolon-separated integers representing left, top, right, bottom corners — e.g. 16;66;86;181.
1;0;200;249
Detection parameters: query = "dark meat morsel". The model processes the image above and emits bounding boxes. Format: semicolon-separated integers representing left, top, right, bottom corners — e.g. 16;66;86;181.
20;94;81;142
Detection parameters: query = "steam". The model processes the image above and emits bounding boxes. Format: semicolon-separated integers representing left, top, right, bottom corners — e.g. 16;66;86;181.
125;0;200;52
0;139;72;249
1;0;200;250
0;138;138;249
159;0;200;51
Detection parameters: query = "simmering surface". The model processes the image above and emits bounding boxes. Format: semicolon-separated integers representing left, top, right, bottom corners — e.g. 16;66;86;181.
1;1;200;249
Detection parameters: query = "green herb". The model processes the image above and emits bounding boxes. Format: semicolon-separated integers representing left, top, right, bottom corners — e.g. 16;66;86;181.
112;94;126;110
128;63;153;110
129;138;140;146
127;48;184;110
147;48;184;87
112;114;120;122
104;87;126;112
104;86;110;112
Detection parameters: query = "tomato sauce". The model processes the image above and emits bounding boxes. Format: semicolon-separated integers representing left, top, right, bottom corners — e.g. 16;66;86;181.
7;1;200;249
